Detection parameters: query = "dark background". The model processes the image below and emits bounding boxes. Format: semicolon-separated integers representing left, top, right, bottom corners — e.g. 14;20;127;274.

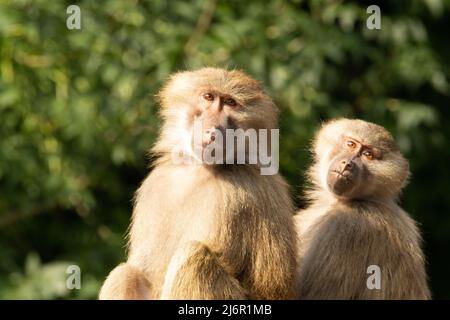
0;0;449;299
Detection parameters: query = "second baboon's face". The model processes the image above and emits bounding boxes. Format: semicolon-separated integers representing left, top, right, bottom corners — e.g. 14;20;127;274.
326;136;375;199
320;126;409;200
314;119;410;200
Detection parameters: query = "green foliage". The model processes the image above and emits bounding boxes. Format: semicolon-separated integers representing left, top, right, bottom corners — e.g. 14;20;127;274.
0;0;449;298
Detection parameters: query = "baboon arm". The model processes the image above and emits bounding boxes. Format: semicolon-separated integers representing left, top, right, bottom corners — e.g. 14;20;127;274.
99;263;152;300
160;241;247;300
240;219;297;300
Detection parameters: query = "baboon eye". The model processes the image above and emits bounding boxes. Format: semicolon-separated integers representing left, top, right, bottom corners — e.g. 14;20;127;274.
346;140;356;149
363;150;374;160
202;93;214;101
224;97;238;107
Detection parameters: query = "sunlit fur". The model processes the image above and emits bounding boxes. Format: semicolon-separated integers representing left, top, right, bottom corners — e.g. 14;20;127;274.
99;68;297;300
295;118;430;299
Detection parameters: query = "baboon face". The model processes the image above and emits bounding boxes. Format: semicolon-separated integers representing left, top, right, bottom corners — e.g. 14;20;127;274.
315;119;409;200
157;68;278;158
326;136;371;198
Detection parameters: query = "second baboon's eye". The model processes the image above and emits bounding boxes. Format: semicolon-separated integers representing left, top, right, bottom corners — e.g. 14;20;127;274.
363;150;374;160
202;93;214;101
346;140;356;149
224;97;237;107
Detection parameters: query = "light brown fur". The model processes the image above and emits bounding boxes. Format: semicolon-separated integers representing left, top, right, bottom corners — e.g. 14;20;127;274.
295;118;430;299
99;68;297;300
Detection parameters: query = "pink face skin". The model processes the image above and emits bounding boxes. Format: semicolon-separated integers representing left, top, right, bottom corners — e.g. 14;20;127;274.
327;136;378;199
195;89;241;147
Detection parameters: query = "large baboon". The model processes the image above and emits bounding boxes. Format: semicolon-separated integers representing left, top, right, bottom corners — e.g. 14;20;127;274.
100;68;297;300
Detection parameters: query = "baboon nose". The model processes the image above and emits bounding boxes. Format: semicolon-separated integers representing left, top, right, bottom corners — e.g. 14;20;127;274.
341;160;353;170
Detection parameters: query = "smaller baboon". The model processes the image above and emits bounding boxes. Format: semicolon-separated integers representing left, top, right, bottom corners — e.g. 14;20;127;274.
295;118;430;299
